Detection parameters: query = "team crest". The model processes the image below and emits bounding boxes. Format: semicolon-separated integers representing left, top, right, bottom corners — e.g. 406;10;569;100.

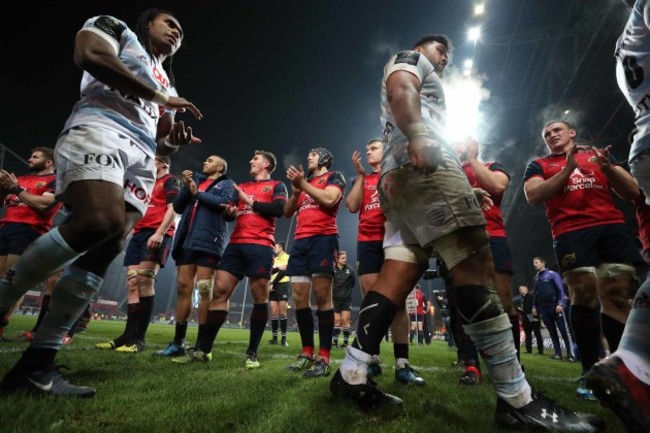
262;186;272;192
318;178;327;185
561;253;577;268
35;181;46;188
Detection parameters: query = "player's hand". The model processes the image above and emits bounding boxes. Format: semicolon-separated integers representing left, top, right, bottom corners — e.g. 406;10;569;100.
408;136;446;173
351;151;367;176
233;184;253;207
147;233;163;250
590;145;614;173
166;120;202;147
565;142;579;172
473;188;493;211
287;165;306;189
164;95;203;120
222;204;237;218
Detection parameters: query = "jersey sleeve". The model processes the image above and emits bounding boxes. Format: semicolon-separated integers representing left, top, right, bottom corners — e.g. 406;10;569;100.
488;162;510;179
80;16;127;55
328;171;346;190
164;176;182;204
524;160;544;181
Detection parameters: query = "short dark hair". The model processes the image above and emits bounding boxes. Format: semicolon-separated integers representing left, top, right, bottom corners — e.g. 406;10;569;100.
542;120;574;136
366;138;383;148
533;256;546;264
276;241;285;250
255;150;277;173
412;34;452;53
31;147;55;162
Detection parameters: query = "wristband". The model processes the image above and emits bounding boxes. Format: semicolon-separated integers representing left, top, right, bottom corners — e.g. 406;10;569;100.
152;90;169;105
403;122;429;139
9;186;24;195
161;138;180;151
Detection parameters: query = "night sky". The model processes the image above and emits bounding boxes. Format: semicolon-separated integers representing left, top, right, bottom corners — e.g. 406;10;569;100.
0;1;638;310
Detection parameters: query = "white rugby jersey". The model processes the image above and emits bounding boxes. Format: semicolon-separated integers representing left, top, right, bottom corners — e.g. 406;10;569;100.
380;50;448;173
62;15;177;154
616;0;650;161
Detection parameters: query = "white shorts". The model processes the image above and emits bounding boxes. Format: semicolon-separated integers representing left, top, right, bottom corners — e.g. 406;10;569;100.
380;149;487;268
54;126;156;215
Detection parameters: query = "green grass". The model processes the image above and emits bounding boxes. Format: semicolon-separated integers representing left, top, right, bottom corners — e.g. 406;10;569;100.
0;316;626;433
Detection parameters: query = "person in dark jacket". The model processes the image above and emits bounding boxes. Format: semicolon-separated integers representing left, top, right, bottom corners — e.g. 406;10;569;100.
154;154;236;357
518;285;543;355
532;257;574;361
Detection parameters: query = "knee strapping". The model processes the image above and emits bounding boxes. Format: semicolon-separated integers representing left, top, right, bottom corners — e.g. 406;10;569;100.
455;285;504;324
127;269;157;280
563;266;596;277
595;263;637;279
197;279;214;301
291;275;312;284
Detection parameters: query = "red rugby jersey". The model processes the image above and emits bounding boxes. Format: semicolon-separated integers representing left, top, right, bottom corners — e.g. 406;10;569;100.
524;148;624;238
461;161;509;238
294;171;346;240
229;179;288;247
1;173;61;234
133;173;181;236
357;172;386;242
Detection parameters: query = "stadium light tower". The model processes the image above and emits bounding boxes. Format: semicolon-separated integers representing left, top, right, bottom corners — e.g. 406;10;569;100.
474;3;485;16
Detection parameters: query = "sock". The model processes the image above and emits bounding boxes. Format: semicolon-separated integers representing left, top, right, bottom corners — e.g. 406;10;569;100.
341;346;374;385
295;308;314;349
317;309;334;358
195;324;206;350
464;314;531;408
509;314;521;361
600;312;625;353
122;302;140;345
417;330;424;344
270;315;279;340
614;278;650;385
133;295;154;342
351;291;398;356
280;315;288;341
247;303;268;355
343;327;352;345
395;357;408;369
32;294;51;333
409;330;415;344
570;305;601;373
332;326;341;345
31;267;103;351
0;228;83;312
174;322;188;347
394;343;409;364
201;310;227;353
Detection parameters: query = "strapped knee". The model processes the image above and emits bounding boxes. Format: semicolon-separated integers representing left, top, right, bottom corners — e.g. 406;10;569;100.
127;269;157;280
454;285;504;324
290;275;312;284
596;263;641;298
197;279;214;302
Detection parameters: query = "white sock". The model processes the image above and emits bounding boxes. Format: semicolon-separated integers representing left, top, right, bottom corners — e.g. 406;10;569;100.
31;267;102;350
340;346;373;385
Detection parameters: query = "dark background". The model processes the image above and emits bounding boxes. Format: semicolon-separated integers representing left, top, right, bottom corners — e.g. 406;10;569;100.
0;1;638;313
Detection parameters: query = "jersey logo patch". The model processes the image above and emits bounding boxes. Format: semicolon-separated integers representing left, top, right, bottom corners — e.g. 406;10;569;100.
93;16;126;41
395;51;420;66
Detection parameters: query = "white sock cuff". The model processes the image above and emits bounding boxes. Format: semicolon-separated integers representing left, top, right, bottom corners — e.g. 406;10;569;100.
346;345;374;364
